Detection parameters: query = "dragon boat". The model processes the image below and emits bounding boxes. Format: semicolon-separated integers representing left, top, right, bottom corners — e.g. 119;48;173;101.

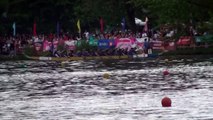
24;53;159;62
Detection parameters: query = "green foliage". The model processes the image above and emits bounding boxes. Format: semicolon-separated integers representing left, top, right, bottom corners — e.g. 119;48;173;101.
0;0;213;34
76;40;97;51
76;40;88;51
38;51;51;57
57;44;65;51
23;46;51;56
23;46;36;56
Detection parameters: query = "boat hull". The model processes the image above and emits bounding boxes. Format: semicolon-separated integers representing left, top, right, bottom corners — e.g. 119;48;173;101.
24;54;158;61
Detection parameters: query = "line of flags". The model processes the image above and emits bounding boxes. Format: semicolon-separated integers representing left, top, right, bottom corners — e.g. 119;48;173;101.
33;22;37;36
77;19;81;33
100;17;104;33
12;22;16;37
10;17;148;36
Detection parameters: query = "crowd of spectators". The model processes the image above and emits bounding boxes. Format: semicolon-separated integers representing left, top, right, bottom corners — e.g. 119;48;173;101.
0;30;155;57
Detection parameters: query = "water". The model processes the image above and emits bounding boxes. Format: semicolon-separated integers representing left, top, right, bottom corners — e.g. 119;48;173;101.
0;58;213;120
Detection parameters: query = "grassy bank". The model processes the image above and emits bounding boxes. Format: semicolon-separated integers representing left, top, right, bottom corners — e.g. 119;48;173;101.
158;47;213;60
162;47;213;56
0;54;29;61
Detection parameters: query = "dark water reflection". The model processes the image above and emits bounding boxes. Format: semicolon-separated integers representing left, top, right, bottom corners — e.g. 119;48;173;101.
0;58;213;119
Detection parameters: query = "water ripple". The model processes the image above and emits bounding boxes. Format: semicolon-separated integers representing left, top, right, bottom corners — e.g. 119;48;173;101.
0;59;213;119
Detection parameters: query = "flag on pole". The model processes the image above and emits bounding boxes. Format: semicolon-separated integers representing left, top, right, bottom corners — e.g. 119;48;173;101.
33;22;37;36
12;22;16;37
77;19;81;33
100;17;104;33
121;17;126;32
145;17;148;22
56;21;60;37
143;17;148;32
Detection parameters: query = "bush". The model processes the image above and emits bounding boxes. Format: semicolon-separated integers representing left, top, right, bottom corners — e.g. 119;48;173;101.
162;47;213;56
38;51;51;56
23;46;51;56
23;46;37;56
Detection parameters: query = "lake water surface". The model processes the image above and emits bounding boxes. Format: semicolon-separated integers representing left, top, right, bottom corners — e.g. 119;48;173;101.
0;58;213;120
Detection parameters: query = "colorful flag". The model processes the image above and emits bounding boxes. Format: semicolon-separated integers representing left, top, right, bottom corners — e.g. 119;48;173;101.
12;22;16;37
100;17;104;33
77;19;81;33
121;17;126;32
33;22;37;36
57;21;60;37
143;17;148;32
145;17;148;23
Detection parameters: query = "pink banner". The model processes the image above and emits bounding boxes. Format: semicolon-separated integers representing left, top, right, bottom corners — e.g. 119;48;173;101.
166;42;176;51
177;36;192;46
43;40;51;51
152;41;164;50
135;37;149;47
53;41;58;50
115;38;135;50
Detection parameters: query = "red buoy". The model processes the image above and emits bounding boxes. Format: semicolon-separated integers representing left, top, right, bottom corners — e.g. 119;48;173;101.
163;70;169;76
161;97;172;107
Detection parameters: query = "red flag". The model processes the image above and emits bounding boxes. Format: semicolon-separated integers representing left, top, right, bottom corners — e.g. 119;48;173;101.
100;17;104;33
33;22;37;36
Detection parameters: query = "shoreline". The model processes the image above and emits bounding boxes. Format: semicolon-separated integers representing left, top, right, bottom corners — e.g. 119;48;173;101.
1;46;213;61
1;53;213;62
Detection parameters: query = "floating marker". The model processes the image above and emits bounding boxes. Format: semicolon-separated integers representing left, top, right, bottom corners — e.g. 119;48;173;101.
161;97;172;107
103;73;110;79
163;70;169;76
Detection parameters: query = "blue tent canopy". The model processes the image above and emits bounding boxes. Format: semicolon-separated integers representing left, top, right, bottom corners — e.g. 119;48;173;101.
98;39;115;49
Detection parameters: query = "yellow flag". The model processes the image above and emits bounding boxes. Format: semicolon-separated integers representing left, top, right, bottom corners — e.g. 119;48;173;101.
77;19;81;33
